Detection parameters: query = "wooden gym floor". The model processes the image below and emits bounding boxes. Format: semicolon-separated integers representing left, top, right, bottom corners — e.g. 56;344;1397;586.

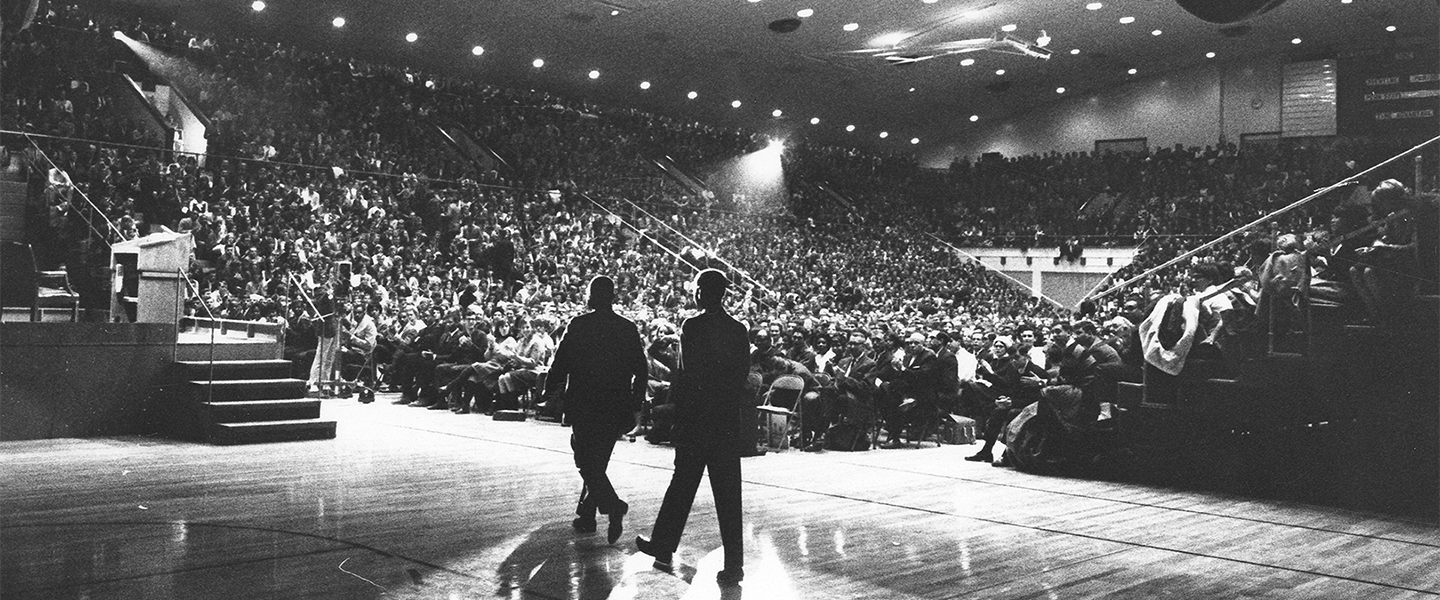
2;392;1438;600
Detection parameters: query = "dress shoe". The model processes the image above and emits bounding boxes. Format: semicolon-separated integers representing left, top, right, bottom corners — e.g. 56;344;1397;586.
634;536;673;572
606;502;628;544
572;517;597;533
716;567;744;586
964;451;993;463
392;395;413;405
427;403;450;410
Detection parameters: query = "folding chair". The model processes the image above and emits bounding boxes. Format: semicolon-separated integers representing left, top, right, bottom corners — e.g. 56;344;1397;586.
756;375;804;450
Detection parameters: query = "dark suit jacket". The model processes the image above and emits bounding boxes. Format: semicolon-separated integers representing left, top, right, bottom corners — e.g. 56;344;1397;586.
548;307;648;428
670;309;751;452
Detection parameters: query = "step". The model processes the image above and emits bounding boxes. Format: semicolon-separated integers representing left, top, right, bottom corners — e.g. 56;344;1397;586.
175;359;293;381
202;398;322;423
207;419;337;445
185;378;307;402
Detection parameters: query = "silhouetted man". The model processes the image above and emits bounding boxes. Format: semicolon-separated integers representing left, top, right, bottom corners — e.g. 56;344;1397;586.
546;276;647;544
637;269;749;587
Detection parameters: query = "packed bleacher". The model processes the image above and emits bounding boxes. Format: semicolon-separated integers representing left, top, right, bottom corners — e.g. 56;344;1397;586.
4;2;1435;465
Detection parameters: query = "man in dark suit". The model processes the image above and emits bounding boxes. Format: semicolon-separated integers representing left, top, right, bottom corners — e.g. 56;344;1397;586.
637;269;750;587
546;276;648;545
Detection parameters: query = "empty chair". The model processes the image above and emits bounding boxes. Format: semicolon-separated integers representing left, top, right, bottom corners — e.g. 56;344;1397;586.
1;241;79;322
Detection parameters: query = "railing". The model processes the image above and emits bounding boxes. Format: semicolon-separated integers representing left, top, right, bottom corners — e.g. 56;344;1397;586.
177;268;216;403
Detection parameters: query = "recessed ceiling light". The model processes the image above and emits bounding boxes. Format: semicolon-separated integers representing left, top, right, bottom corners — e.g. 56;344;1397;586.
1070;48;1081;55
995;69;1005;75
471;45;484;56
969;115;980;122
1385;25;1396;32
923;0;939;4
1001;24;1017;32
796;8;814;17
960;58;975;66
910;138;920;144
732;100;742;108
1340;0;1352;3
879;131;889;138
846;125;856;132
251;1;265;12
772;109;783;117
843;23;860;31
1119;16;1135;24
1056;87;1066;93
687;91;698;99
810;117;820;124
588;70;600;79
1151;29;1162;36
611;9;620;16
405;32;418;43
1205;51;1216;58
640;81;651;90
1291;37;1302;44
1128;68;1137;75
748;0;761;3
332;17;345;28
532;58;545;68
908;87;916;92
1086;2;1103;9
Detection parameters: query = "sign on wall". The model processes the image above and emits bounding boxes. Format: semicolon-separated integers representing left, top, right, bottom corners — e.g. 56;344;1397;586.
1338;38;1440;136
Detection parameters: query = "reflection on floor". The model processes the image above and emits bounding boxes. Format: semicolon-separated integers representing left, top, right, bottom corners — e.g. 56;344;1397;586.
1;392;1437;599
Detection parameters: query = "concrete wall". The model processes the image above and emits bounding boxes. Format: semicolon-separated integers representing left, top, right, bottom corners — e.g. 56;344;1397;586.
927;54;1286;164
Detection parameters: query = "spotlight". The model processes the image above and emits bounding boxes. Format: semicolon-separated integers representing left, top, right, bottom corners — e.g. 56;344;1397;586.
732;100;743;108
472;46;484;56
768;139;785;151
588;70;600;79
772;109;783;117
796;8;814;18
251;1;265;12
532;58;545;68
846;125;855;132
640;81;651;89
687;91;698;99
879;131;889;138
969;114;979;122
332;17;345;28
1035;30;1050;47
405;32;418;43
910;138;920;144
810;117;820;124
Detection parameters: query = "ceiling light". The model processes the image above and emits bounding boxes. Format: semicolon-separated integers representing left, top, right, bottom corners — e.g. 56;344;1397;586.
1119;16;1135;24
1001;24;1017;32
879;132;889;138
732;100;742;108
872;32;910;46
772;109;783;117
910;138;920;144
1152;29;1163;36
969;115;979;122
611;10;620;16
471;45;484;56
843;23;859;31
687;91;698;99
639;81;651;89
1070;48;1081;55
1385;25;1396;32
250;1;265;12
846;125;855;132
1056;87;1066;93
1128;68;1137;75
1340;0;1352;3
748;0;761;2
995;69;1006;75
588;70;600;79
532;58;545;68
1035;30;1051;47
796;8;814;17
1086;2;1103;9
960;58;975;66
1205;51;1216;58
405;32;418;43
923;0;938;3
810;117;820;124
1291;37;1302;44
332;17;345;28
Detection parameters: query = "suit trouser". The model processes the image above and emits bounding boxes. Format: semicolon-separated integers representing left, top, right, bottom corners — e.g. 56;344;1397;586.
649;445;743;569
571;424;626;518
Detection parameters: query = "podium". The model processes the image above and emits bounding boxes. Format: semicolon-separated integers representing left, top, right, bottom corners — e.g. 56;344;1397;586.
110;230;194;323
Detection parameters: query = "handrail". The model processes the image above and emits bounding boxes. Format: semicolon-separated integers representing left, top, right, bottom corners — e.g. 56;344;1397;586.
924;232;1068;309
612;195;780;303
1092;134;1440;301
177;268;216;404
18;133;123;244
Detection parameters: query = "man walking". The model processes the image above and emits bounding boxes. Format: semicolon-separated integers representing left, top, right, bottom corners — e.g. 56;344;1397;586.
546;276;648;544
637;269;750;587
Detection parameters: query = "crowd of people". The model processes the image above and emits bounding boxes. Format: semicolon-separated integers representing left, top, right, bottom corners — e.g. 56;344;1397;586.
4;2;1435;463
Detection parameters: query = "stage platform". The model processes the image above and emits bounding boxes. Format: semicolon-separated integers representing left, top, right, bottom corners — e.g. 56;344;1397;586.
2;392;1437;600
